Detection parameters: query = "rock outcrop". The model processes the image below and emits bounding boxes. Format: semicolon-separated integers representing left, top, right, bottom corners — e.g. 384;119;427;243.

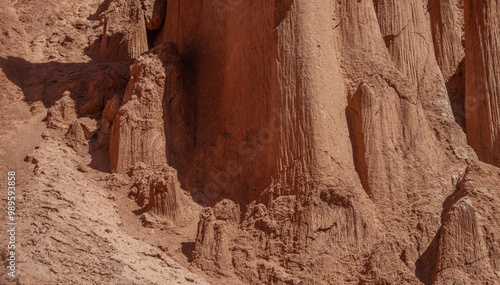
109;42;191;173
191;200;239;273
97;0;149;62
128;163;182;228
465;0;500;167
65;117;99;152
149;0;498;283
97;94;122;148
141;0;167;30
433;163;500;284
45;92;78;129
3;0;500;284
429;0;465;81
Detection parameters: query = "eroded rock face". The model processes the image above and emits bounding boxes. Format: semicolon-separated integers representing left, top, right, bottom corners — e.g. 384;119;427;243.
436;198;486;283
45;92;78;129
429;0;467;131
109;42;192;173
465;0;500;166
141;0;167;30
192;200;239;272
154;1;498;283
65;117;99;152
78;67;128;115
429;0;465;81
97;0;149;62
433;163;500;284
128;164;182;227
20;0;500;283
97;94;122;148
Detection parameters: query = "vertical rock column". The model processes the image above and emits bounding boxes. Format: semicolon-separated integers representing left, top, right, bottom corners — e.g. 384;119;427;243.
429;0;466;129
465;0;500;166
373;0;455;123
435;198;488;284
429;0;465;81
147;170;181;224
155;0;278;204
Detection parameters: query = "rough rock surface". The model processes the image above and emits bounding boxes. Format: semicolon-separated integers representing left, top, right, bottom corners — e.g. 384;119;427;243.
45;93;78;129
110;42;193;173
0;0;207;284
16;138;208;284
128;163;183;228
141;0;167;30
1;0;500;284
429;0;465;81
96;0;149;62
192;200;239;273
465;0;500;167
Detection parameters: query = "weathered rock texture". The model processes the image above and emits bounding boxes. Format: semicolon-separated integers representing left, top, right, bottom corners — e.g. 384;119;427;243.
0;0;209;284
128;164;181;225
433;163;500;284
97;0;499;283
97;0;149;62
2;0;500;284
191;200;240;272
429;0;465;81
429;0;466;130
465;0;500;167
109;42;193;172
141;0;167;30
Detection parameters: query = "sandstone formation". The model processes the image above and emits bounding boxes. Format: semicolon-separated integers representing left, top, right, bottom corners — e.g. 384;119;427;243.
97;0;149;62
97;94;122;147
434;163;500;284
429;0;465;81
109;43;185;172
45;92;78;129
1;0;500;284
141;0;167;30
465;0;500;167
18;138;208;284
429;0;467;131
128;163;182;227
191;204;236;272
